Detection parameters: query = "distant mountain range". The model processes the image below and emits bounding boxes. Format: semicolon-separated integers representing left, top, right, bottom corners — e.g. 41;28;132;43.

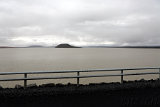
0;46;16;48
85;46;160;48
1;44;160;48
27;45;45;48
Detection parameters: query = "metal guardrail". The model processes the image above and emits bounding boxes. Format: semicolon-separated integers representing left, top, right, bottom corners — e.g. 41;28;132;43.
0;67;160;88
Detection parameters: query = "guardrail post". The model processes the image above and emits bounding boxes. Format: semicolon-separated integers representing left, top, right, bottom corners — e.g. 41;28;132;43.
159;68;160;80
24;73;27;89
77;72;80;86
121;70;123;84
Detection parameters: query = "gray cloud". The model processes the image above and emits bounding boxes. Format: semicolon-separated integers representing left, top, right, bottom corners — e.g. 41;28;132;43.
0;0;160;46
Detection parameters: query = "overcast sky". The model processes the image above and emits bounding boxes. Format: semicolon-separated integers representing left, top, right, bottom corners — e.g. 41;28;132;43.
0;0;160;46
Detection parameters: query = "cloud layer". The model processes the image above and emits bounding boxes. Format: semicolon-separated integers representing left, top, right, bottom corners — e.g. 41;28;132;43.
0;0;160;46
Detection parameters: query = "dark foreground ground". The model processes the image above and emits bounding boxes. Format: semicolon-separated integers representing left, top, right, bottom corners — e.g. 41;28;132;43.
1;79;160;107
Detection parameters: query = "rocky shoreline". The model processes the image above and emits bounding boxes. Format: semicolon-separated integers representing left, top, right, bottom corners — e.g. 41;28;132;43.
1;79;160;107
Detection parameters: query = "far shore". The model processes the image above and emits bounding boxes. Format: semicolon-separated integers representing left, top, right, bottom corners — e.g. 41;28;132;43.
1;43;160;49
1;46;160;48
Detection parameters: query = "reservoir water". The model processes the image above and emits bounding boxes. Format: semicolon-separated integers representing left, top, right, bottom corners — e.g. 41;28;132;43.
0;48;160;88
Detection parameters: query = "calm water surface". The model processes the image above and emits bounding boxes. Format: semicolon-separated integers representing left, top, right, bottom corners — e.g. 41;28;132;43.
0;48;160;87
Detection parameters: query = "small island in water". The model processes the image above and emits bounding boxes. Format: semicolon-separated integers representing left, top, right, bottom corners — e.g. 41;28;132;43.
55;43;81;48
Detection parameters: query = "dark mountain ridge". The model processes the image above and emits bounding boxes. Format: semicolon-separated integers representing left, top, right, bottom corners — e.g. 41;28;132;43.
55;44;81;48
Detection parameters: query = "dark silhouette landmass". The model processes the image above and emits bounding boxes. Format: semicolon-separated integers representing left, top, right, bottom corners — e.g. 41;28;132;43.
85;46;160;48
0;46;15;48
55;44;81;48
0;79;160;106
27;45;44;48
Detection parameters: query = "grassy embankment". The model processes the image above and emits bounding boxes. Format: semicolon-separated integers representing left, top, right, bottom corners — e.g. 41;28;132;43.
0;79;160;106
